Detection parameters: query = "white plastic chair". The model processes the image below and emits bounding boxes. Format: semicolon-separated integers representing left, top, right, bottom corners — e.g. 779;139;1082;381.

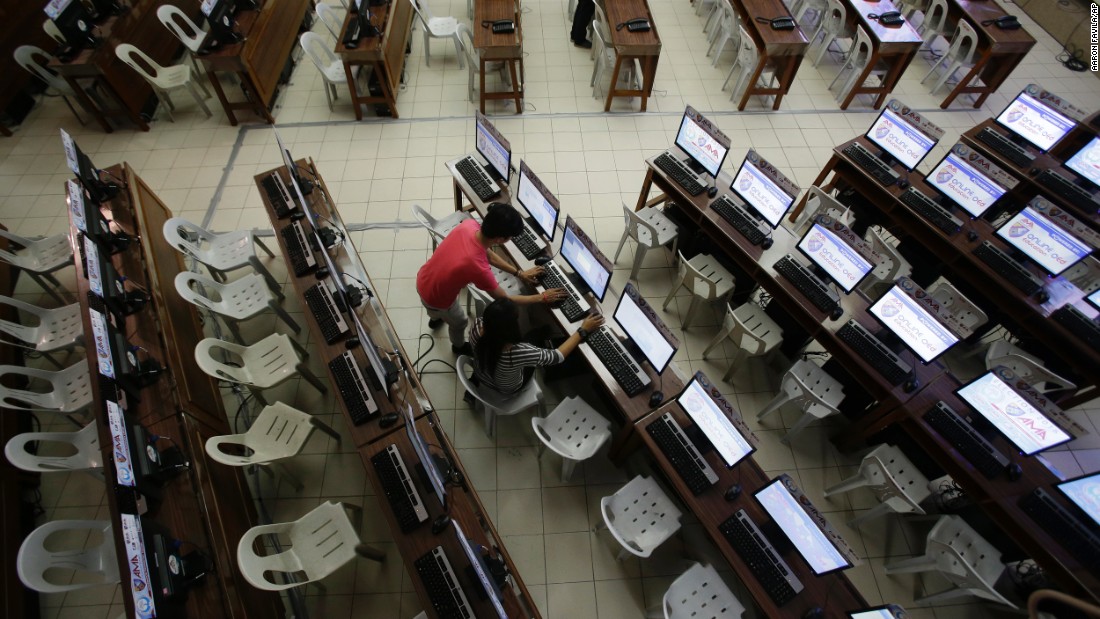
926;280;987;338
315;2;343;39
702;302;784;383
299;31;351;111
915;0;949;50
824;444;931;527
174;271;299;343
598;475;682;560
456;355;546;437
723;25;776;106
237;501;384;591
884;514;1015;608
661;251;737;329
13;45;87;126
808;0;853;67
859;227;911;295
114;43;211;121
898;0;930;19
706;1;740;66
757;359;845;444
650;562;746;619
409;0;463;69
0;361;92;415
830;25;890;106
791;186;849;234
794;0;827;28
532;396;612;481
156;5;207;74
205;402;340;490
194;334;326;406
0;297;84;366
0;229;74;304
591;23;641;100
5;420;102;473
613;203;680;281
465;266;524;319
162;218;279;292
922;19;978;95
18;520;119;593
43;19;67;45
456;23;511;103
1064;255;1100;293
410;203;472;251
984;341;1076;394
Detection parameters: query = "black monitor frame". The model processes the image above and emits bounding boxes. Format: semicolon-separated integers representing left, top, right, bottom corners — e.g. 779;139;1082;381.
1054;471;1100;529
560;216;613;302
673;105;731;180
200;0;243;51
613;282;679;374
728;150;798;229
676;371;755;468
753;476;854;576
795;216;878;293
516;160;560;242
954;368;1075;456
868;279;962;365
46;0;98;49
863;106;939;172
994;87;1076;153
994;205;1092;277
923;149;1007;218
474;110;512;182
1064;135;1100;191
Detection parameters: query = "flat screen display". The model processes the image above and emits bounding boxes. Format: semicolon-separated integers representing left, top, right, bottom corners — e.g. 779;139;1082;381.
560;218;611;301
869;285;960;364
1056;472;1100;528
453;522;508;619
797;223;874;293
517;162;559;241
1087;289;1100;309
925;153;1006;217
996;206;1091;275
403;404;447;507
677;376;753;467
755;479;852;575
476;113;511;181
44;0;74;19
675;109;729;178
1065;136;1100;189
865;107;938;170
614;285;676;373
849;608;900;619
730;157;794;228
995;91;1075;151
956;372;1073;455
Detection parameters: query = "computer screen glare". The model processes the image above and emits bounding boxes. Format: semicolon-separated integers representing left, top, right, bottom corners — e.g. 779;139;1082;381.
869;285;960;364
678;377;752;467
865;108;938;170
1056;472;1100;528
731;157;794;228
1065;137;1100;189
756;479;851;575
560;220;611;301
926;153;1006;217
996;92;1075;151
517;164;559;241
614;288;675;373
797;223;874;293
675;111;729;178
957;372;1073;455
476;115;511;181
997;206;1091;276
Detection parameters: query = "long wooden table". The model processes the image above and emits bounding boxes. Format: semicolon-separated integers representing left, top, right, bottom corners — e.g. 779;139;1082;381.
938;0;1036;109
838;0;921;110
602;0;661;111
335;0;415;119
729;0;809;111
473;0;524;113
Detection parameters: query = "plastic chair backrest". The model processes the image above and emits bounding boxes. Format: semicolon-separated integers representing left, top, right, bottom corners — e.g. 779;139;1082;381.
664;563;746;619
536;396;610;454
14;45;71;94
43;19;67;44
621;203;662;248
799;186;847;229
864;227;905;281
315;2;343;38
300;32;338;76
239;502;359;589
789;359;844;410
736;25;757;64
114;43;167;84
928;516;1004;587
823;0;847;35
17;520;119;593
157;5;206;53
0;362;91;412
206;403;315;465
1064;255;1099;293
947;19;978;65
861;445;930;509
456;355;512;410
927;280;987;337
456;23;477;67
675;251;721;300
409;0;431;23
162;217;212;257
729;303;782;356
605;476;682;554
923;0;948;34
5;421;102;472
993;353;1075;393
176;271;270;318
851;25;872;67
593;3;611;42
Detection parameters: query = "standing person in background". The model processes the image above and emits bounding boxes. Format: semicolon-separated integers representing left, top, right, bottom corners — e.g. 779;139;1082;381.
571;0;594;48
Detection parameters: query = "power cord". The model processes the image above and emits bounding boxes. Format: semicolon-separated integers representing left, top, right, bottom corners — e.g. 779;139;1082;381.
1056;46;1088;72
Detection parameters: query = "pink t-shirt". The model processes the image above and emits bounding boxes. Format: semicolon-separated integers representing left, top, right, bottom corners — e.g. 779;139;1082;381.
416;219;498;308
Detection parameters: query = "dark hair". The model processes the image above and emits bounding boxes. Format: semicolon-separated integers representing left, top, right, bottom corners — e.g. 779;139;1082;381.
476;298;522;374
481;203;523;239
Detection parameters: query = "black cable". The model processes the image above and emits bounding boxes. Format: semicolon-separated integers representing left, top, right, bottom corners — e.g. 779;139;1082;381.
1056;46;1087;72
419;358;458;374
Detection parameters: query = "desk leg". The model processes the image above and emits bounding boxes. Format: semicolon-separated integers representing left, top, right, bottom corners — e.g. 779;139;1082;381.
480;57;488;114
773;56;801;110
509;59;522;114
639;55;658;112
453;179;464;212
604;55;624;112
635;168;656;211
343;61;363;121
874;50;914;110
0;122;10;137
971;53;1022;109
205;67;237;126
788;156;838;222
65;75;113;133
375;62;400;119
738;56;768;111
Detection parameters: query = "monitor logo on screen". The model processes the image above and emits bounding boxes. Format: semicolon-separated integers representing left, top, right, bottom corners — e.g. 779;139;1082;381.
1006;107;1024;124
936;164;956;185
878;298;902;318
874;121;892;140
803;229;865;287
1007;219;1032;238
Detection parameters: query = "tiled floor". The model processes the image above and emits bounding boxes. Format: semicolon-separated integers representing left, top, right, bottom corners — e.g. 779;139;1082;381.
4;0;1100;617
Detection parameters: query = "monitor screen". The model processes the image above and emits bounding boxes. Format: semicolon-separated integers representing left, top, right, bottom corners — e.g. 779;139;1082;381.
560;217;612;301
1056;472;1100;528
475;111;511;181
925;152;1006;218
674;107;730;178
614;283;676;373
865;107;938;171
796;223;874;293
995;91;1075;152
849;607;903;619
44;0;74;19
956;372;1073;455
1065;136;1100;189
869;285;960;364
517;161;559;241
404;404;447;508
755;478;852;575
1088;289;1100;309
730;156;795;228
453;522;508;619
997;206;1091;276
200;0;218;15
677;375;753;467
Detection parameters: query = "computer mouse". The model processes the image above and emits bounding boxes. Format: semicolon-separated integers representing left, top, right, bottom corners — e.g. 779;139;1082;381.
761;237;774;250
431;515;451;534
966;229;979;242
897;178;909;189
724;484;742;501
315;266;330;279
534;256;551;266
1035;290;1050;304
1006;462;1023;481
830;306;844;321
378;412;399;428
903;378;919;393
345;337;361;350
648;391;664;408
290;211;306;221
707;186;718;199
802;607;825;619
1029;167;1040;176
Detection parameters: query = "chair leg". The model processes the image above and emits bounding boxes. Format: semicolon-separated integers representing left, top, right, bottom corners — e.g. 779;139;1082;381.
423;30;431;67
323;82;334;111
60;95;87;126
823;475;869;497
781;411;816;444
848;502;894;528
270;301;301;334
629;245;646;281
661;275;683;310
721;359;737;383
682;296;701;329
912;587;980;607
483;407;495;438
297;364;328;395
701;328;731;359
28;273;66;304
883;553;937;574
613;232;629;264
355;543;387;563
756;393;788;419
250;257;282;294
561;457;578;482
249;386;269;406
254;235;276;258
277;462;305;491
310;417;342;443
42;352;64;369
227;318;245;344
452;35;464;69
187;82;212;117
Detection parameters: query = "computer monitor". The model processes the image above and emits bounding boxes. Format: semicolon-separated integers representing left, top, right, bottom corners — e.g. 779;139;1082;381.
614;282;678;374
677;372;753;467
45;0;97;49
475;111;511;182
729;151;797;228
865;106;939;171
755;477;853;575
516;161;560;241
796;221;875;293
995;89;1075;152
452;522;508;619
1055;472;1100;528
996;206;1092;276
82;235;145;318
200;0;243;50
274;128;313;198
68;179;127;254
849;605;906;619
869;283;961;364
1065;136;1100;190
61;129;119;204
560;216;613;301
956;370;1074;455
674;105;731;179
925;151;1006;218
1087;288;1100;310
403;403;448;509
352;0;381;38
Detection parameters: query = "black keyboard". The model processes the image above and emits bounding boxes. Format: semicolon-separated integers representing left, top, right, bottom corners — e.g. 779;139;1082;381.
842;142;900;185
539;263;589;322
1051;305;1100;348
328;351;379;424
774;255;840;316
512;225;544;259
900;188;962;235
280;221;317;277
719;510;803;606
711;195;767;245
261;173;294;218
414;547;474;619
645;413;717;495
923;401;1009;479
836;320;912;386
1037;170;1100;212
455;156;500;202
371;444;429;532
1019;489;1100;572
305;282;350;343
975;127;1035;167
586;327;650;396
654;152;705;196
973;241;1044;296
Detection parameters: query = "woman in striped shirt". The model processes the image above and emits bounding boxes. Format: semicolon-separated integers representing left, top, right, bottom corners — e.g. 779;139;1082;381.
469;298;604;395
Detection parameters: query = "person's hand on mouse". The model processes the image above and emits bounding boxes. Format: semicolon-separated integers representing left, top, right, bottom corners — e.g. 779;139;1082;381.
517;266;542;286
540;287;568;304
581;314;605;331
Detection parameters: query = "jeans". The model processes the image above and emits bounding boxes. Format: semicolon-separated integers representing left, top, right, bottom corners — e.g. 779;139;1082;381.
422;298;468;347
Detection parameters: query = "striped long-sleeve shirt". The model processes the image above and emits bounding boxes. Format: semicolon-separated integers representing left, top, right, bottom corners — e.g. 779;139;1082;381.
469;319;564;394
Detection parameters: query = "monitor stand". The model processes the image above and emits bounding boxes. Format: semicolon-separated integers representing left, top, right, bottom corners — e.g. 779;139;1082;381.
873;327;907;356
683;423;716;458
565;271;592;298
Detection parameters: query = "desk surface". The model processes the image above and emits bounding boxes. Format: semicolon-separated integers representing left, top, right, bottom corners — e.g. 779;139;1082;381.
845;0;922;47
474;0;523;56
951;0;1035;52
732;0;809;54
604;0;662;56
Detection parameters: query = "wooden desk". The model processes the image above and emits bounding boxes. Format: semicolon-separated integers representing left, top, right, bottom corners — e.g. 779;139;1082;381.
473;0;524;113
939;0;1035;109
335;0;414;119
728;0;809;111
602;0;661;112
838;0;921;110
200;0;310;125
